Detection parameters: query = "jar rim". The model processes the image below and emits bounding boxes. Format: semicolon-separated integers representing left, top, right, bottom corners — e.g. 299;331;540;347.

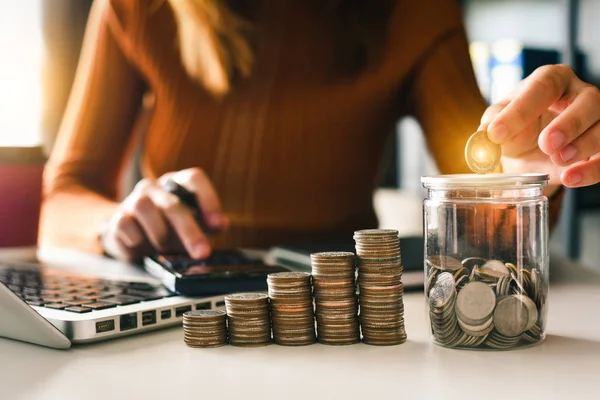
421;173;549;188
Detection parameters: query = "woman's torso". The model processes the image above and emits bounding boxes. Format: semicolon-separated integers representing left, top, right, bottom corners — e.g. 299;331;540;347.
110;0;459;248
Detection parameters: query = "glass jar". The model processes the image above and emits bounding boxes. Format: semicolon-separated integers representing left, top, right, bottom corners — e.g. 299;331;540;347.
421;173;549;350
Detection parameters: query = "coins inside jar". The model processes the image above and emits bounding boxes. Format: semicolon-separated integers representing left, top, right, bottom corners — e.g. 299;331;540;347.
464;130;501;174
427;255;545;350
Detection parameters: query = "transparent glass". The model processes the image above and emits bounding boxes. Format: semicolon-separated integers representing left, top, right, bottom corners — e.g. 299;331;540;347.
422;174;549;350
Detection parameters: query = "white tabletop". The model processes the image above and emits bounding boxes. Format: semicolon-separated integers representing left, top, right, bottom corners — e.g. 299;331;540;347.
2;250;600;400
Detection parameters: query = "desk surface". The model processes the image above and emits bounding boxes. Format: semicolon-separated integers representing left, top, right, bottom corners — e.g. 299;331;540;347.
2;249;600;400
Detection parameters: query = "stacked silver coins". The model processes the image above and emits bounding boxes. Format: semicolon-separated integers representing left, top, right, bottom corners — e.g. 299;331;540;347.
427;255;545;349
310;252;360;345
354;229;407;346
267;272;317;346
182;310;227;348
224;293;271;347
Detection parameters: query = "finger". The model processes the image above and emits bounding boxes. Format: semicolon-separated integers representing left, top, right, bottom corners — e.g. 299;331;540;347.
113;213;146;248
498;121;540;158
112;236;144;263
561;154;600;187
103;213;148;262
539;86;600;155
125;181;171;252
479;103;507;131
550;120;600;167
173;168;225;228
148;188;210;259
488;65;576;144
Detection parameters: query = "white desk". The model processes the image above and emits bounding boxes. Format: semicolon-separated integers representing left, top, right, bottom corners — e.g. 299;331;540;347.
1;250;600;400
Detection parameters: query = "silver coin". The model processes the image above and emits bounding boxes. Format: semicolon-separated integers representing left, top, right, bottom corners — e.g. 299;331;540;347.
427;255;462;272
480;260;510;279
493;295;529;337
455;281;496;326
458;317;494;337
183;310;227;318
513;294;538;331
225;293;269;302
461;257;487;270
428;272;456;309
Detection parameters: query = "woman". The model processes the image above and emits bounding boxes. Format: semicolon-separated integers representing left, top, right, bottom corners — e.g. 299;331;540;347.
41;0;600;262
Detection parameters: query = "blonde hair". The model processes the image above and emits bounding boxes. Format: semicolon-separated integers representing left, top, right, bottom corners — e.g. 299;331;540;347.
166;0;394;97
167;0;253;97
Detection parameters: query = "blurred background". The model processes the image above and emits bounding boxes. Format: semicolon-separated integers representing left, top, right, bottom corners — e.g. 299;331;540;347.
0;0;598;266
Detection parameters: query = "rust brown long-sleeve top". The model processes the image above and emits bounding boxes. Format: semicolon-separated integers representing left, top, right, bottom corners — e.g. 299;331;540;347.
41;0;507;254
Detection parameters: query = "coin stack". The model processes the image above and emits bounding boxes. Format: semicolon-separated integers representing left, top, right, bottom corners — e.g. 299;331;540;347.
182;310;228;348
310;252;360;345
224;293;271;347
267;272;317;346
427;255;545;349
354;229;407;346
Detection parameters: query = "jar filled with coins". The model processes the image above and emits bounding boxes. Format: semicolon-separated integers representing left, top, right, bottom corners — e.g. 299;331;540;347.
421;174;549;350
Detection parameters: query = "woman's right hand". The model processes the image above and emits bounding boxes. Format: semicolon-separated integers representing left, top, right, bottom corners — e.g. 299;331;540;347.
99;168;228;262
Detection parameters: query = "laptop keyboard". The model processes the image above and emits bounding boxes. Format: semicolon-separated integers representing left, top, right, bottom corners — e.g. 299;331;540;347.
0;263;175;313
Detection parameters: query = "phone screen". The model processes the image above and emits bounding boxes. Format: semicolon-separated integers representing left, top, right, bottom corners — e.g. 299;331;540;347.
155;251;284;279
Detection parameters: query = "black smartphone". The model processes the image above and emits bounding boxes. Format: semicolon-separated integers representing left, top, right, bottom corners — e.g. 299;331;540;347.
144;249;290;296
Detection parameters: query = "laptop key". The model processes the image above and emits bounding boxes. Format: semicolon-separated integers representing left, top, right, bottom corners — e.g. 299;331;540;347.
42;296;74;303
45;303;68;310
84;302;116;310
125;288;173;300
64;299;93;306
64;306;92;313
98;290;126;298
7;284;21;293
127;282;155;291
100;296;143;306
40;289;61;296
77;295;100;302
26;301;48;306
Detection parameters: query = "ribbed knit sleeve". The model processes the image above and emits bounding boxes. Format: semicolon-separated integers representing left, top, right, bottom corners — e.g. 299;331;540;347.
40;0;145;253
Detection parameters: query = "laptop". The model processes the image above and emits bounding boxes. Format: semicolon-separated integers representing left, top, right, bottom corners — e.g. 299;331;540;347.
0;258;226;349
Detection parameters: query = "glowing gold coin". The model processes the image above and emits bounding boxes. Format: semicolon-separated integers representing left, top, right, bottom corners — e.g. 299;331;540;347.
464;130;501;174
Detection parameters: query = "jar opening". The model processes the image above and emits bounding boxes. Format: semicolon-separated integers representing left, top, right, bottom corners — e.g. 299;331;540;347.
421;173;549;190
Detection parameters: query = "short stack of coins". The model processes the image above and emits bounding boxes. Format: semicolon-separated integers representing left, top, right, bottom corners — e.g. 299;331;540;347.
182;310;228;348
224;293;271;347
354;229;407;345
310;252;360;345
267;272;317;346
427;255;545;349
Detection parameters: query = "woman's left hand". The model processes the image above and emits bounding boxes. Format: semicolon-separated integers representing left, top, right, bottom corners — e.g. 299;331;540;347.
479;64;600;188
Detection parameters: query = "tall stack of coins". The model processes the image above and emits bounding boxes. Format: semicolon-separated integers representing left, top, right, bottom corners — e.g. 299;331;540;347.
310;252;360;345
427;255;545;349
182;310;228;348
267;272;317;346
354;229;407;346
224;293;271;347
